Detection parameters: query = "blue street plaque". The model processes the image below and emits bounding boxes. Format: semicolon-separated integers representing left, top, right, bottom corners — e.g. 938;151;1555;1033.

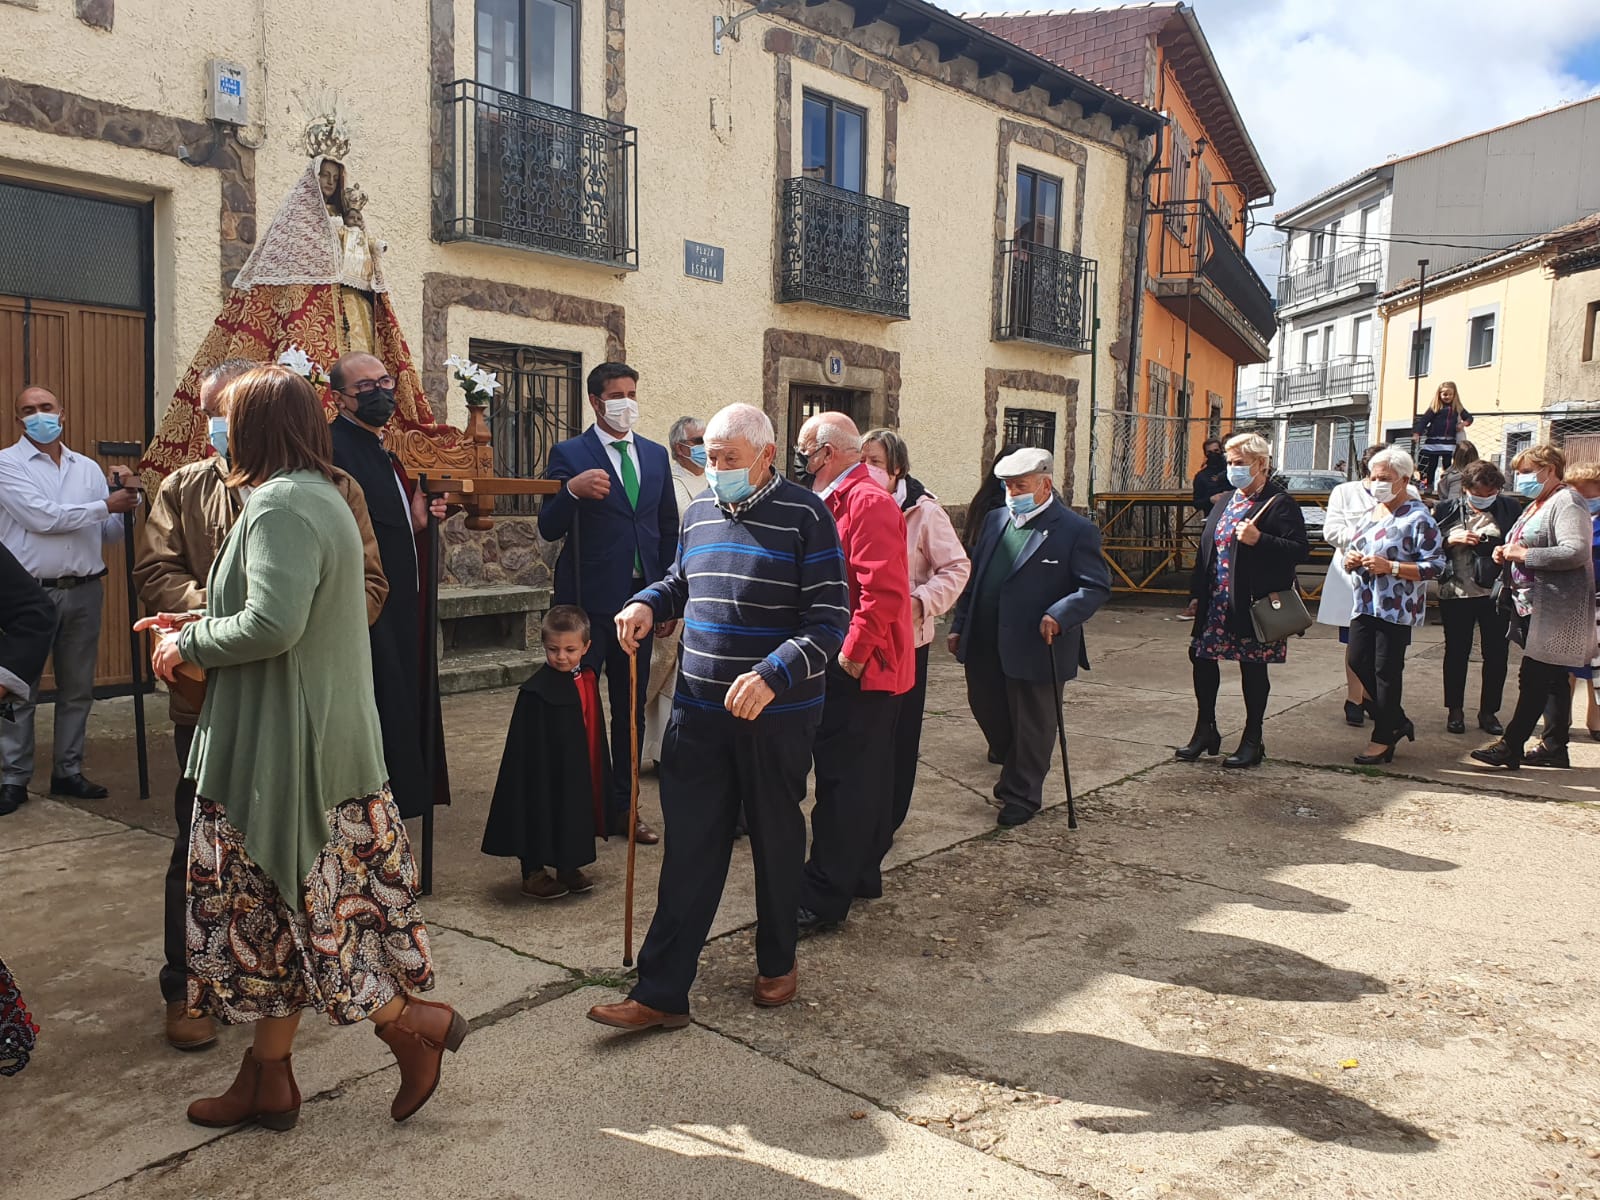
684;240;725;283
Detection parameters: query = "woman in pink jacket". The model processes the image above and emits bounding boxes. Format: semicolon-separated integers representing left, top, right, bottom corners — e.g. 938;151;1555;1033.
861;430;972;837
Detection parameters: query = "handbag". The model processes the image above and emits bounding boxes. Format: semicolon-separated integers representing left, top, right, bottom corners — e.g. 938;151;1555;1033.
1241;494;1315;641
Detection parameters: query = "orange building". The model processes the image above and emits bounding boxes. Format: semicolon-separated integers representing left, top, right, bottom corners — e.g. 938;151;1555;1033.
971;4;1276;490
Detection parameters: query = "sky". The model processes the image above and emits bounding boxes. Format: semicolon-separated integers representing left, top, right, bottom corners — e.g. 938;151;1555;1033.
940;0;1600;272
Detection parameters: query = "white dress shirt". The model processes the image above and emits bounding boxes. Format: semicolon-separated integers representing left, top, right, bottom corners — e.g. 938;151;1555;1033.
592;422;637;483
0;438;127;578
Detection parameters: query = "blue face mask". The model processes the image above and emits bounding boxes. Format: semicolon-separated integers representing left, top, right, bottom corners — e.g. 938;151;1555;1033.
688;444;708;468
1588;496;1600;516
208;416;229;459
1005;491;1040;518
705;465;754;505
1514;472;1543;499
1226;463;1254;489
23;412;62;444
1466;491;1497;511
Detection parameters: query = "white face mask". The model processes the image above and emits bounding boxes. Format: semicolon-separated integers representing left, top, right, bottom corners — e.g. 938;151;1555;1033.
1369;480;1395;504
603;397;639;432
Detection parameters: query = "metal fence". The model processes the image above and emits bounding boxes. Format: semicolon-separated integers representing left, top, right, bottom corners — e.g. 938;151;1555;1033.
1383;408;1600;481
1088;407;1269;498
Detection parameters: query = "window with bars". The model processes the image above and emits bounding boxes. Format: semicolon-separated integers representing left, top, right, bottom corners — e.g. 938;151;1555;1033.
1002;407;1056;455
469;339;583;513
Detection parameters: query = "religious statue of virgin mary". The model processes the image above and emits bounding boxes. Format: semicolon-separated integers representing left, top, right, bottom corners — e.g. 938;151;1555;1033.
140;99;461;489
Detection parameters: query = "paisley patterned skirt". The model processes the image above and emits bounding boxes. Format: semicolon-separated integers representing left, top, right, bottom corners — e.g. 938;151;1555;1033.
186;788;435;1026
0;955;38;1076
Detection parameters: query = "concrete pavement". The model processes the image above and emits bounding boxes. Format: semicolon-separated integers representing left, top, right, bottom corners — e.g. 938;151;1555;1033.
2;605;1597;1200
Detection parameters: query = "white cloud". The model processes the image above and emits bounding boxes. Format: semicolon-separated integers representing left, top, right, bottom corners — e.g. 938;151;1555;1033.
945;0;1600;270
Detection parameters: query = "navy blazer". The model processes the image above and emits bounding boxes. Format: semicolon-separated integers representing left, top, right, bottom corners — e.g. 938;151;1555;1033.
538;428;679;617
950;498;1112;683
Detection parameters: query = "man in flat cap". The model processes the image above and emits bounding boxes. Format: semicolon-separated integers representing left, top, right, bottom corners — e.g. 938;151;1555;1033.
947;447;1110;827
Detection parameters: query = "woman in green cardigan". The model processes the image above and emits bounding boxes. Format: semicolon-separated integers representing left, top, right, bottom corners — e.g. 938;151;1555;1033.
143;366;465;1131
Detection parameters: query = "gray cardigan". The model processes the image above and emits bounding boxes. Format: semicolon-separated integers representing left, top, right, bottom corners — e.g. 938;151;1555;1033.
1513;487;1598;668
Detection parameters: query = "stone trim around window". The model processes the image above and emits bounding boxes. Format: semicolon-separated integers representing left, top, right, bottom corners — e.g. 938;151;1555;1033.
765;27;906;203
429;0;629;240
762;328;901;459
990;120;1090;340
982;368;1079;503
419;272;626;407
0;78;255;289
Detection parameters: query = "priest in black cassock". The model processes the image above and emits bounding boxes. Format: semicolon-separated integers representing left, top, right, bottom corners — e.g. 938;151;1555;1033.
329;351;450;819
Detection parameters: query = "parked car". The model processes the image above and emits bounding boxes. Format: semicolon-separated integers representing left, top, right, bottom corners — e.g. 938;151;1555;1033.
1277;469;1345;539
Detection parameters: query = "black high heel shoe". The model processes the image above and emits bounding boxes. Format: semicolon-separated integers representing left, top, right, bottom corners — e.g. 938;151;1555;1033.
1175;722;1222;761
1398;718;1416;743
1344;701;1366;727
1222;738;1265;768
1353;743;1396;765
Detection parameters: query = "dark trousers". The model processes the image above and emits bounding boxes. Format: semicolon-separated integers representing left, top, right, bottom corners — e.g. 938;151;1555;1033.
1191;650;1271;738
160;724;197;1004
1440;596;1510;715
1348;614;1413;745
1418;449;1449;491
888;643;931;836
630;716;811;1015
802;667;902;923
1506;656;1573;750
583;611;652;834
965;646;1063;815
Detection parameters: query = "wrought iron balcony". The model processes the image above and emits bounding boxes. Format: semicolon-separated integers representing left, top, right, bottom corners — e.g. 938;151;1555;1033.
778;177;910;319
1151;201;1275;364
439;79;637;268
997;240;1096;351
1276;243;1381;310
1273;355;1376;409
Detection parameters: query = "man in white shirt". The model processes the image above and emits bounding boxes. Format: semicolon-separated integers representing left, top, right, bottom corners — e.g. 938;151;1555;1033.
0;386;139;808
643;414;705;765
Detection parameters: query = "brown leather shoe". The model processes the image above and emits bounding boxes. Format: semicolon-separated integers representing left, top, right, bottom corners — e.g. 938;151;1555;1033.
166;1001;218;1052
187;1050;301;1131
521;870;569;900
753;965;798;1008
633;820;660;845
586;998;690;1031
375;996;469;1122
556;867;595;894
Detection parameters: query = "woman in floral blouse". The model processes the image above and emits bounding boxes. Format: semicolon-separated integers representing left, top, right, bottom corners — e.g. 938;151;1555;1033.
1343;446;1445;764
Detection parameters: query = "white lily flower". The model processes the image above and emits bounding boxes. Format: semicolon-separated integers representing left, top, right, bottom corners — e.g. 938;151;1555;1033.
470;367;502;396
277;345;316;378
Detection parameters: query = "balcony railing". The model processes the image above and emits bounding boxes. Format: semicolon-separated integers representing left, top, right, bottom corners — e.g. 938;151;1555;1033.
997;240;1096;351
778;177;910;319
1273;355;1376;407
439;79;637;268
1157;201;1277;344
1276;243;1381;309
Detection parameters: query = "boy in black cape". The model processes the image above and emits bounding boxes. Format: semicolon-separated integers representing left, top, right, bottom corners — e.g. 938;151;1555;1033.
482;605;612;899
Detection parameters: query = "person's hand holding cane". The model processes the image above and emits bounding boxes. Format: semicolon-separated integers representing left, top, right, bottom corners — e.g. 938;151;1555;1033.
614;602;655;655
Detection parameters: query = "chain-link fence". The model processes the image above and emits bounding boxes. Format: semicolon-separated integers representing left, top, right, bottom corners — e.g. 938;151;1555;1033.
1088;407;1274;498
1380;408;1600;486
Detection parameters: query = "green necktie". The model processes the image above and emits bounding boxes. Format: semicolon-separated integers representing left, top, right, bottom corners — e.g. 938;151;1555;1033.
611;441;640;508
612;440;643;575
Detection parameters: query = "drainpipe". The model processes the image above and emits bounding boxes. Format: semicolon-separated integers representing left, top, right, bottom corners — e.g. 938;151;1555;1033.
1087;271;1100;509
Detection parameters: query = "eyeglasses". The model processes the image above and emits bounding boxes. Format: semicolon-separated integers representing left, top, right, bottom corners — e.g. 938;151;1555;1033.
343;376;395;396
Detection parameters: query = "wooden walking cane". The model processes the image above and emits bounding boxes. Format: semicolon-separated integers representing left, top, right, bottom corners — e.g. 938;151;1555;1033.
624;648;640;968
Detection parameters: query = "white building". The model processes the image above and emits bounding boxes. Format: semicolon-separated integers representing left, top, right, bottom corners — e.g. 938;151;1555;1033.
1251;95;1600;473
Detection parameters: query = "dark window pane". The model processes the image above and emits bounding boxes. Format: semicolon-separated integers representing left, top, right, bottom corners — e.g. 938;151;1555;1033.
833;106;864;192
525;0;574;107
476;0;521;92
1015;171;1035;242
802;96;829;181
0;181;147;310
1035;176;1061;249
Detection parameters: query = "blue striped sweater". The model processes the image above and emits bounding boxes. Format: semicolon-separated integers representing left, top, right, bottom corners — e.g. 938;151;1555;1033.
631;475;849;730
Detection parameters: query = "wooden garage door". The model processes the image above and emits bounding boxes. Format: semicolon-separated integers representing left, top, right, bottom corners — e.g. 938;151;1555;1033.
0;179;153;693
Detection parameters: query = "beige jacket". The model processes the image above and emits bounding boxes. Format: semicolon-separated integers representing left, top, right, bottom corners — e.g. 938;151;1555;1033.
134;457;389;721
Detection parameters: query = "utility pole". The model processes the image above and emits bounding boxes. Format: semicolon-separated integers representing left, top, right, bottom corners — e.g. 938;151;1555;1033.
1408;258;1429;457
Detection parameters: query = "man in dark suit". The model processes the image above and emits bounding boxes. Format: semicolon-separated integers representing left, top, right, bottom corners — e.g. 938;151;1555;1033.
329;351;449;821
948;447;1111;828
539;362;678;843
0;542;57;817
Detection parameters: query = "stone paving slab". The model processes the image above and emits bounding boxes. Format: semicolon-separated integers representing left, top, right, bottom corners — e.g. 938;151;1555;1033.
0;820;568;1200
91;991;1061;1200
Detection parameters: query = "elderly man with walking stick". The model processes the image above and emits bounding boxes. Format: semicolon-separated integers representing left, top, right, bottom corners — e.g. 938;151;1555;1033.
587;403;848;1032
948;447;1111;829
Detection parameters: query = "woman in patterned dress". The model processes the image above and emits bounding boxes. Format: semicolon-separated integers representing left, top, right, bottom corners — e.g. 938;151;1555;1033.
1178;432;1310;768
1343;446;1445;764
142;367;466;1131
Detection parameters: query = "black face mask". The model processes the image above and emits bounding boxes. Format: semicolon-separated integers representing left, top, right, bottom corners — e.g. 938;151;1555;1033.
1206;450;1225;468
353;386;397;429
792;447;817;487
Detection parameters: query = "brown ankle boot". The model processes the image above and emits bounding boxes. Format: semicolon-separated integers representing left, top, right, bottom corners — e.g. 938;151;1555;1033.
187;1049;301;1130
375;997;469;1122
